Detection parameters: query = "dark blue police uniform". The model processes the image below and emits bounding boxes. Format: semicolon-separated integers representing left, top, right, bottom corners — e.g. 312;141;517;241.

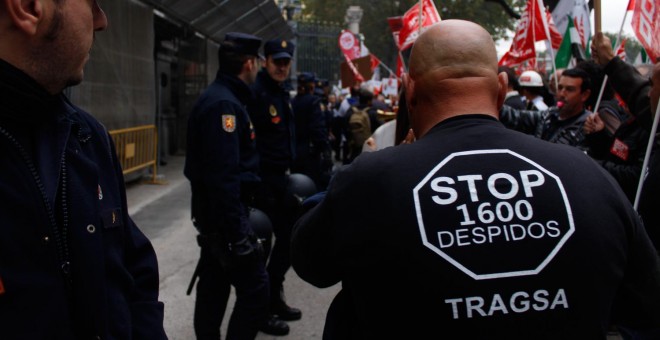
184;33;269;340
291;73;331;189
247;39;302;324
0;58;166;339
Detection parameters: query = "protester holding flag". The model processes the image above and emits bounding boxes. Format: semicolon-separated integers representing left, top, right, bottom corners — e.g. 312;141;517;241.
591;32;660;255
578;57;649;203
500;68;592;148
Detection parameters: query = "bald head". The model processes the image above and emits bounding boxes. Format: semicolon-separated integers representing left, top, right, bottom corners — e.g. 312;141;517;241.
409;20;499;81
403;20;506;138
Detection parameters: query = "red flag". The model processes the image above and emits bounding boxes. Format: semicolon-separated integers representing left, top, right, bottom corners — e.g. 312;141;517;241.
398;0;441;51
370;54;381;71
396;55;405;78
338;30;361;60
628;0;636;11
499;0;559;66
499;0;539;66
342;53;364;82
616;39;627;61
632;0;660;61
388;16;404;50
574;16;586;48
545;11;563;50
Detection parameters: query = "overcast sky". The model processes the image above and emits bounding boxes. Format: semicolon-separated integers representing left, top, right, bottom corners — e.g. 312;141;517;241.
597;0;634;35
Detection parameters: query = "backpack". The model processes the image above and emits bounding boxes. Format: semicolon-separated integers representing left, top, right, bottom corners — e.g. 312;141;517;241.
349;106;371;148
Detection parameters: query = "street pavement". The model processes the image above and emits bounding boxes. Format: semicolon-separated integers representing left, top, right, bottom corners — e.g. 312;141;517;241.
125;155;339;340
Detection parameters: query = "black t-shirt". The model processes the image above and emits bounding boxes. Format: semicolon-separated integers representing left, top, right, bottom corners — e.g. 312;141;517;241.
293;115;660;339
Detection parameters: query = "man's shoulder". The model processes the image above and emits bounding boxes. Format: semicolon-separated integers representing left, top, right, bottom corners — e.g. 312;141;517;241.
196;83;241;110
64;100;107;135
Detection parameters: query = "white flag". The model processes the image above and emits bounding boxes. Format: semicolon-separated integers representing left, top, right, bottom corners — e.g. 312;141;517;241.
551;0;591;48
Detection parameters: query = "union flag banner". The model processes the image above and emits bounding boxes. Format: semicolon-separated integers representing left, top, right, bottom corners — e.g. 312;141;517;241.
398;0;441;51
388;16;404;50
632;0;660;61
499;0;561;67
544;11;563;50
338;30;361;60
398;55;405;78
550;0;590;49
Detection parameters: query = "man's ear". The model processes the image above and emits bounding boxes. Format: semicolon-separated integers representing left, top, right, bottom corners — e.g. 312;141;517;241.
4;0;44;35
402;73;415;113
242;57;254;73
581;88;591;104
497;72;508;109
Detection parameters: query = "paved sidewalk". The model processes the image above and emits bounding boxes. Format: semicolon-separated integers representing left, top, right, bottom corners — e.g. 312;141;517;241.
125;155;339;340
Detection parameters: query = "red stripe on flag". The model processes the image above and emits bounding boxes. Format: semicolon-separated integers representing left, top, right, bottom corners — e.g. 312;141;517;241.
632;0;660;61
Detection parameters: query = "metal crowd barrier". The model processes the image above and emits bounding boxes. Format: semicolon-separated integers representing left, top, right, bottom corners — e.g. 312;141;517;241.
109;125;158;183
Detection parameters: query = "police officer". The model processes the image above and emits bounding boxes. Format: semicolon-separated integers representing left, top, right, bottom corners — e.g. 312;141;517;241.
247;38;301;334
0;1;166;338
291;20;660;338
184;32;270;340
292;72;331;190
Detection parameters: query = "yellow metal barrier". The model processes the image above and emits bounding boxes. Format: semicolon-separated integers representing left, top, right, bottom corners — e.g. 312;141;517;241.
109;125;158;183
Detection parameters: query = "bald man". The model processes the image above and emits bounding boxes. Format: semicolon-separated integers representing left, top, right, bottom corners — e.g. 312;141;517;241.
291;20;660;338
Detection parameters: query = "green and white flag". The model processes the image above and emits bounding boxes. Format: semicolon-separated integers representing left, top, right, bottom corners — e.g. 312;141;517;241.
635;48;649;65
555;18;585;69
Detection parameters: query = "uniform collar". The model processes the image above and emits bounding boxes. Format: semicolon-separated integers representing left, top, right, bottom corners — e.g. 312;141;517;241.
216;71;254;104
0;58;65;124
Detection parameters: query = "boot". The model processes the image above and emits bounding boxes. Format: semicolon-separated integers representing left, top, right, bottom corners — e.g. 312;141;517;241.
271;287;302;321
259;315;289;336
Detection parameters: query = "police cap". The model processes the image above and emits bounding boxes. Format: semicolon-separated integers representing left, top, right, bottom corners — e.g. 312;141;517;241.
297;72;316;84
222;32;263;58
265;39;295;60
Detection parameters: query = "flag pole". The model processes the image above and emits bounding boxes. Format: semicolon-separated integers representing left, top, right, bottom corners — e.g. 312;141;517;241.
594;0;602;33
375;55;396;77
537;0;559;93
634;99;660;210
592;1;630;116
399;50;408;73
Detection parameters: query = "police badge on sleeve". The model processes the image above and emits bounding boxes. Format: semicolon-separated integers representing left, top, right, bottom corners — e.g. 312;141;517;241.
222;114;236;133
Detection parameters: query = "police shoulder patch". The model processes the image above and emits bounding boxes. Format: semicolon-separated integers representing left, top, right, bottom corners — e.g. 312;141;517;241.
222;114;236;133
269;105;278;117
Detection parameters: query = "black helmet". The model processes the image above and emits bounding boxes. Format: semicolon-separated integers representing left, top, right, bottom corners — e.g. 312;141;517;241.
248;207;273;256
287;173;317;204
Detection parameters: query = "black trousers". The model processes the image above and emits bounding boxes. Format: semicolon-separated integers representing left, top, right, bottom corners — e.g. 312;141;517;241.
255;171;297;306
194;246;269;340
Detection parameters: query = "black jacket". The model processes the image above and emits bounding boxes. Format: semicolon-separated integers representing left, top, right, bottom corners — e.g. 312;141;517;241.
184;72;259;242
584;111;650;202
292;115;660;339
500;105;590;147
248;69;296;173
603;56;660;251
0;59;165;339
292;92;329;158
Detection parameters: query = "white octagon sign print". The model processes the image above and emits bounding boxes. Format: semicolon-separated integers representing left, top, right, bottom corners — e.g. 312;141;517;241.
413;149;574;280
